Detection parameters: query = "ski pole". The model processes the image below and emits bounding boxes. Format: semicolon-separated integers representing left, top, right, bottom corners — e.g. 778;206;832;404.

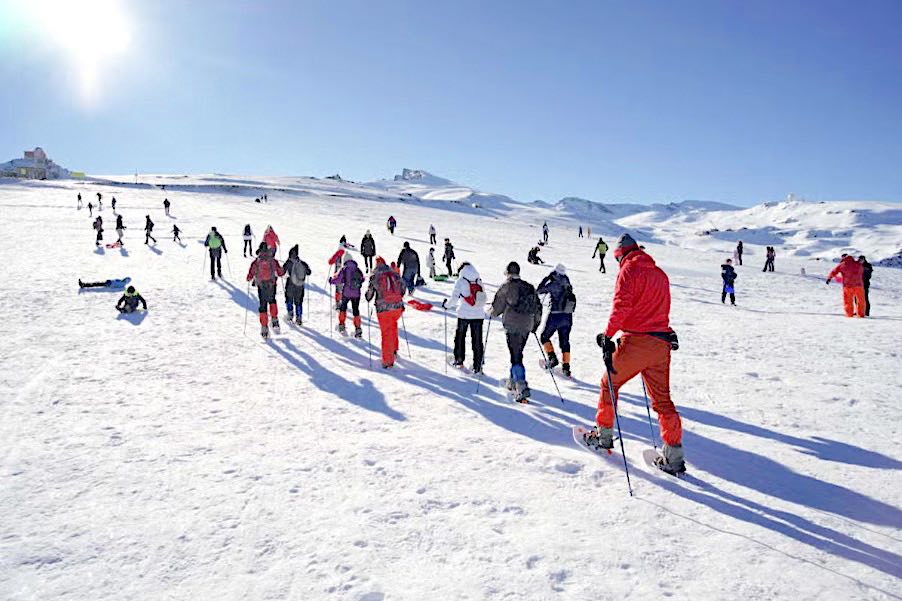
641;378;658;450
475;317;492;394
606;366;634;497
243;280;250;335
401;310;412;359
225;251;232;277
328;280;333;338
202;248;207;276
532;332;564;404
443;309;448;374
366;301;373;369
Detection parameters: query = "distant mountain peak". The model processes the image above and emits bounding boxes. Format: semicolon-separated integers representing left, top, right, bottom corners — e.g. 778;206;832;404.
393;169;455;186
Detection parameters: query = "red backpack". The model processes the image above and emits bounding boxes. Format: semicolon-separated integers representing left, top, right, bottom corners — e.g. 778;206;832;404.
378;269;404;304
462;280;483;306
256;257;276;283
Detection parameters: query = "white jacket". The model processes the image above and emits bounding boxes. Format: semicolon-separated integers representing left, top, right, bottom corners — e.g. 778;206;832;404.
426;252;435;268
447;264;487;320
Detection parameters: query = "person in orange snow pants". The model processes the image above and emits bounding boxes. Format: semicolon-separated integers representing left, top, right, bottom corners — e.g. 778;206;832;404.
598;334;682;446
827;255;866;318
377;308;402;365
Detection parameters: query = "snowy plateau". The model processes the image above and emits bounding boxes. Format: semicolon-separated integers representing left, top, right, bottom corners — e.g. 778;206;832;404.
1;171;900;601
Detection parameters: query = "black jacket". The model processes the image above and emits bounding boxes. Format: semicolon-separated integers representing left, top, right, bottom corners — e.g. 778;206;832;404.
397;247;420;274
361;235;376;257
721;264;737;285
116;292;147;312
862;260;873;286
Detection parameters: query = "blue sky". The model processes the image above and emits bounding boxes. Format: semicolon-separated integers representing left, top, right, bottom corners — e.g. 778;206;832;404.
1;0;900;205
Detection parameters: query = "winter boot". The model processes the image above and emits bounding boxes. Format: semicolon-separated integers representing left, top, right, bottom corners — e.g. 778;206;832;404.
337;323;347;335
544;351;559;370
583;426;614;451
562;363;572;378
271;317;281;335
655;444;686;475
295;314;303;326
260;324;269;339
354;326;363;339
514;380;531;403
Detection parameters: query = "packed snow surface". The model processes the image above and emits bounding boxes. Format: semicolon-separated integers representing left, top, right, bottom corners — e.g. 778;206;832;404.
1;173;900;600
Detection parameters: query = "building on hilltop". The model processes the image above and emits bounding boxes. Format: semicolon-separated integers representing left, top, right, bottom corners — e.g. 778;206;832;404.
0;147;80;179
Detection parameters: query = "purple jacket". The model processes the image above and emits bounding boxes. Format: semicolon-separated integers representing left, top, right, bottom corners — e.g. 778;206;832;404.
330;259;363;299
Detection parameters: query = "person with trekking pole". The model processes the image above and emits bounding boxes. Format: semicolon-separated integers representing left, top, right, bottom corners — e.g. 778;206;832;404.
488;261;542;403
365;257;405;369
282;245;311;325
537;263;576;378
247;242;285;339
584;233;686;476
441;261;486;373
204;226;227;280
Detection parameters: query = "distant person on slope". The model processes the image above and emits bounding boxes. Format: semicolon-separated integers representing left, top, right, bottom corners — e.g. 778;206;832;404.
115;214;126;245
144;216;157;245
163;198;171;216
116;285;148;314
442;262;486;373
579;226;583;238
365;257;406;368
172;224;182;243
360;230;377;272
763;246;775;272
282;245;311;325
721;258;737;305
587;233;686;475
427;248;436;279
826;254;866;318
247;242;285;339
429;224;437;245
387;216;397;235
489;261;542;403
93;216;103;246
736;240;744;266
330;255;365;337
592;237;608;273
242;224;254;257
204;227;228;280
111;197;117;212
396;242;421;294
859;255;873;316
87;202;93;217
542;222;549;244
442;238;456;276
77;193;82;210
263;225;280;253
527;246;544;265
537;264;576;378
79;277;131;290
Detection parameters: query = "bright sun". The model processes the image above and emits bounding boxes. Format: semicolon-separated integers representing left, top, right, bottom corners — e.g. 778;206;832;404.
32;0;132;103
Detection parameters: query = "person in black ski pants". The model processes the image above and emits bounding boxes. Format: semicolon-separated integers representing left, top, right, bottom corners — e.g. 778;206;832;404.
859;255;873;316
721;259;737;305
443;238;455;276
736;241;743;266
144;215;157;244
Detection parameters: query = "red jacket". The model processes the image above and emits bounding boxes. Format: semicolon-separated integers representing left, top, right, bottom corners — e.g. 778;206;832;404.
605;250;671;337
263;228;280;249
827;256;864;288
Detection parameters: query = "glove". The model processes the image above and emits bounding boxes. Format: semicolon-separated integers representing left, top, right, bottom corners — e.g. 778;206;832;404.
596;334;617;374
825;278;831;285
441;299;447;309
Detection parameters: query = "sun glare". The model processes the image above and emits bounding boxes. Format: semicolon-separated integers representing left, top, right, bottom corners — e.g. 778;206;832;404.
32;0;132;104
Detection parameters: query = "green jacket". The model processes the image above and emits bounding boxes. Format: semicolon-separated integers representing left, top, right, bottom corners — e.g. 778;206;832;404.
593;241;608;257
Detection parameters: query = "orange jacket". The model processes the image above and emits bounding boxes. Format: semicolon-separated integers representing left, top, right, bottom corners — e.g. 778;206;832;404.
605;249;671;337
828;256;864;288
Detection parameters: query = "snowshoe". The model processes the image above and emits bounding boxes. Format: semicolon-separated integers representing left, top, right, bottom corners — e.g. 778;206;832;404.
354;327;363;339
653;444;686;476
561;363;572;378
271;318;281;335
543;352;559;370
295;315;303;326
583;426;614;452
260;325;269;340
337;324;347;336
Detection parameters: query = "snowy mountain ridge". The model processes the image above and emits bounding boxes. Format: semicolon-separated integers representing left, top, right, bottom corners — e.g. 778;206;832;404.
68;170;902;263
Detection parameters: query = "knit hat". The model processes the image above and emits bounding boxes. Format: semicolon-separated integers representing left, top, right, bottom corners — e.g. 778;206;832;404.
376;256;386;265
613;233;640;261
554;263;566;275
505;261;521;276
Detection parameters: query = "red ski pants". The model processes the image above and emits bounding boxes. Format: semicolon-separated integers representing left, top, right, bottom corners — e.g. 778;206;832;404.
597;334;683;446
377;308;402;366
842;286;866;318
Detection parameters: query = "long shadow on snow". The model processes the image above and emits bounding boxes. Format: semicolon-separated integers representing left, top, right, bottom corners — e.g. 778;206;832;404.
266;338;405;422
679;405;902;470
611;395;902;581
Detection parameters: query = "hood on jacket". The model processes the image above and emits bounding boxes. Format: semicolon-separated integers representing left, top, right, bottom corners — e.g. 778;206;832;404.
459;263;480;282
289;245;299;258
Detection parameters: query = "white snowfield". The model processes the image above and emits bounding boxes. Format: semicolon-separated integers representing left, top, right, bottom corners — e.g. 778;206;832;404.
1;172;900;601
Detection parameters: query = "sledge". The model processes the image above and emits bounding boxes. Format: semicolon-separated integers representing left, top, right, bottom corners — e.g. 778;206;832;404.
407;299;433;311
432;274;450;282
105;241;123;249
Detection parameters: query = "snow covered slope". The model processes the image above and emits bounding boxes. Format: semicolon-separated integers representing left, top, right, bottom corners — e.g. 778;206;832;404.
1;175;901;600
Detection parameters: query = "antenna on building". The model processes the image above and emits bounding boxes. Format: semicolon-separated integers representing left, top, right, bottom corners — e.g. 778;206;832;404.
135;169;138;185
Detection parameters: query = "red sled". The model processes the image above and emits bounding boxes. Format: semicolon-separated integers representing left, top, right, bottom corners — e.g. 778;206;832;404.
407;299;433;312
